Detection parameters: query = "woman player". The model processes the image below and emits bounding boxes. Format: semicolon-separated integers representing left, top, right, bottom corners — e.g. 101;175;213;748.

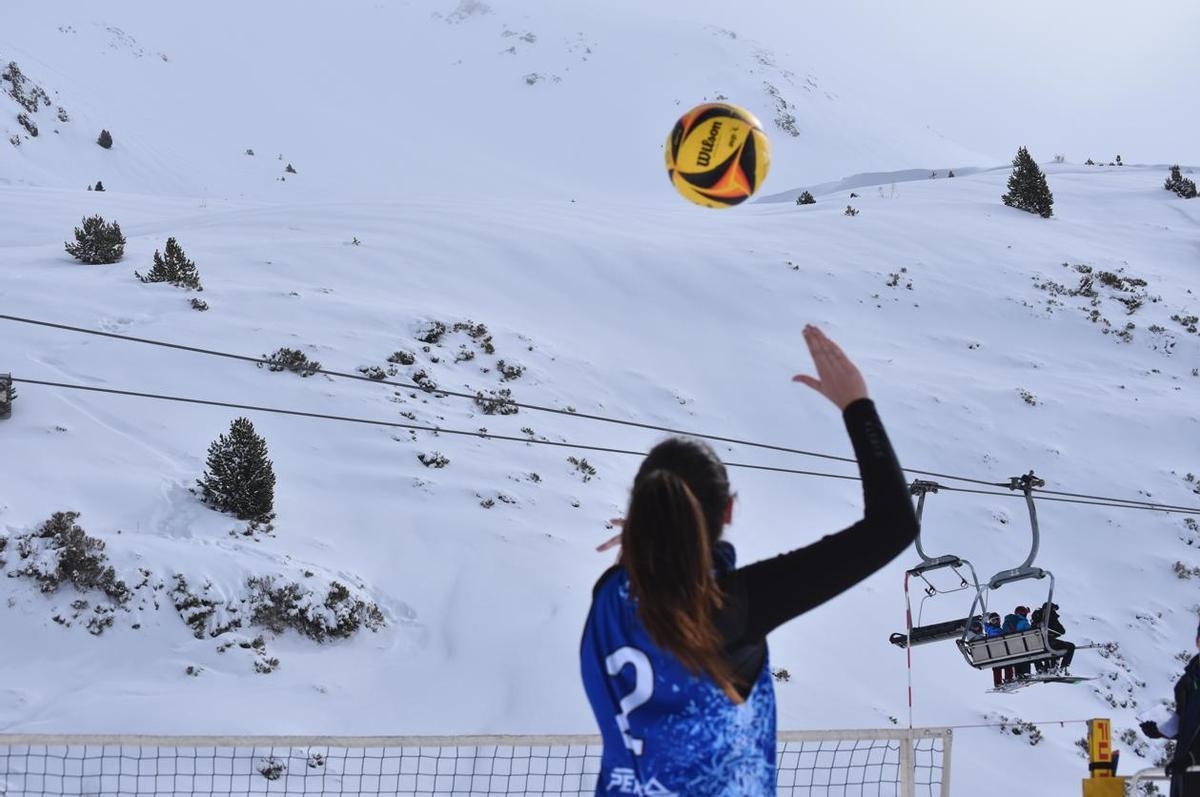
580;325;919;795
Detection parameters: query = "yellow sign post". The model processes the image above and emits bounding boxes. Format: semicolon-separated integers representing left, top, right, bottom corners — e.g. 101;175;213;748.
1082;718;1126;796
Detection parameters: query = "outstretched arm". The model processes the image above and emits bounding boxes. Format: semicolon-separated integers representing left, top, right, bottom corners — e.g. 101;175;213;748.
732;326;918;642
734;399;918;641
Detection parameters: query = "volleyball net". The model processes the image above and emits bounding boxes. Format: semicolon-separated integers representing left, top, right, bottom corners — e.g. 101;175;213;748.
0;728;951;796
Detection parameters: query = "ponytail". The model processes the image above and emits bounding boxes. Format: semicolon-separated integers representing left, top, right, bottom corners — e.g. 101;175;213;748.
621;468;742;703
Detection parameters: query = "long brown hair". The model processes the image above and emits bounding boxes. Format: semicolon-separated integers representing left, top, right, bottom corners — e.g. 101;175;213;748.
620;438;741;702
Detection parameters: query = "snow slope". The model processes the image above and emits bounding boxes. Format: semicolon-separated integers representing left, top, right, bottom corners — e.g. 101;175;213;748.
2;3;1200;796
0;0;990;203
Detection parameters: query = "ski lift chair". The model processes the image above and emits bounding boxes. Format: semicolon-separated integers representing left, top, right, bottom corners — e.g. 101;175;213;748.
955;473;1067;671
890;480;984;649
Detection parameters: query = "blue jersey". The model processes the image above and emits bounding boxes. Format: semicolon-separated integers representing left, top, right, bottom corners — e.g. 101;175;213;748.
580;564;777;796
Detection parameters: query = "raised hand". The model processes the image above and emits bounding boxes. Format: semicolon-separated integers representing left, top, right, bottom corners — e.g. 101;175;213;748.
596;518;624;552
792;325;869;410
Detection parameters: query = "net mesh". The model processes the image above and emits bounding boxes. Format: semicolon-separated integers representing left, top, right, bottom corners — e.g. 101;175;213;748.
0;733;947;796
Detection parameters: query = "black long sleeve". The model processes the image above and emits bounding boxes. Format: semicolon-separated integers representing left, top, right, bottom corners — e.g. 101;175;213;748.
719;398;918;648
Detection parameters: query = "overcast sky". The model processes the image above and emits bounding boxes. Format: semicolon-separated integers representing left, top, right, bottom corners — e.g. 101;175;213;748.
643;0;1200;165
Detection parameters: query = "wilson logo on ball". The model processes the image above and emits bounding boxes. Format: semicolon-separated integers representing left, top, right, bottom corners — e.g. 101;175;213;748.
665;102;771;208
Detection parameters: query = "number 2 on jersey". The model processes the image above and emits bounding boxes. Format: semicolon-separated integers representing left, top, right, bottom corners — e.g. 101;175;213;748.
605;646;653;756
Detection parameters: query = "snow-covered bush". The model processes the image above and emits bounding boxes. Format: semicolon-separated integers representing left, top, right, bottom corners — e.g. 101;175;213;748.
1164;165;1197;199
2;61;51;113
496;359;524;380
64;215;126;264
1002;146;1054;218
136;237;203;289
17;112;37;137
97;129;113;149
246;576;384;641
197;417;276;522
795;191;815;205
418;451;449;468
260;347;321;376
567;456;597;482
475;387;518;415
9;512;129;605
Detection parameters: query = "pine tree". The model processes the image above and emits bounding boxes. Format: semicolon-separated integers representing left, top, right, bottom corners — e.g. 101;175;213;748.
94;181;105;192
135;237;203;289
1164;165;1198;199
1001;147;1054;218
64;215;126;264
197;417;276;521
947;170;955;178
795;190;816;205
97;129;113;149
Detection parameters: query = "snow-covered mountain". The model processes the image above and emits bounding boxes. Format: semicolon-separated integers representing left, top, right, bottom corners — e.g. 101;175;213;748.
2;2;1199;796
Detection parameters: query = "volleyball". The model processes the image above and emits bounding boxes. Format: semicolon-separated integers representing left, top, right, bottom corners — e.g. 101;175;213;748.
665;102;771;208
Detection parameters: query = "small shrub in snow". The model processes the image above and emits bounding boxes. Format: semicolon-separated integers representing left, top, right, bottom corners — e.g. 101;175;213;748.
197;417;276;522
496;359;524;380
843;204;859;216
1001;146;1054;218
1164;165;1197;199
947;170;955;177
260;347;321;376
64;215;126;264
97;129;113;149
357;365;389;381
411;369;438;392
418;451;449;468
191;297;209;311
245;148;255;156
17;112;37;137
136;237;203;289
567;456;597;482
170;575;222;638
1085;158;1095;165
2;61;51;113
10;512;129;606
387;350;416;366
1174;561;1200;579
1017;389;1038;406
93;181;105;192
886;268;912;289
795;191;815;205
417;321;449;344
475;388;518;415
258;758;286;780
992;715;1043;746
453;321;496;353
246;576;384;642
284;163;296;174
1171;314;1198;334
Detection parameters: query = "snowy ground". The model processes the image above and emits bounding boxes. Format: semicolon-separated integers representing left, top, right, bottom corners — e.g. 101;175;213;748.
2;3;1199;796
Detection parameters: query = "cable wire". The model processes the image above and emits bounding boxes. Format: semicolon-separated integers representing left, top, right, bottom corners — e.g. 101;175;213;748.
13;377;1199;516
3;314;1197;512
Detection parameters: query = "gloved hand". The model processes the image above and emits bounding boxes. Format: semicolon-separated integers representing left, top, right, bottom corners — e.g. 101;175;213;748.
1140;721;1163;739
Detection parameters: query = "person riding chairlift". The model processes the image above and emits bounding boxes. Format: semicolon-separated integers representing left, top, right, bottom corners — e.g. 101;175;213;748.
1032;602;1076;675
1003;606;1033;680
984;612;1011;687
